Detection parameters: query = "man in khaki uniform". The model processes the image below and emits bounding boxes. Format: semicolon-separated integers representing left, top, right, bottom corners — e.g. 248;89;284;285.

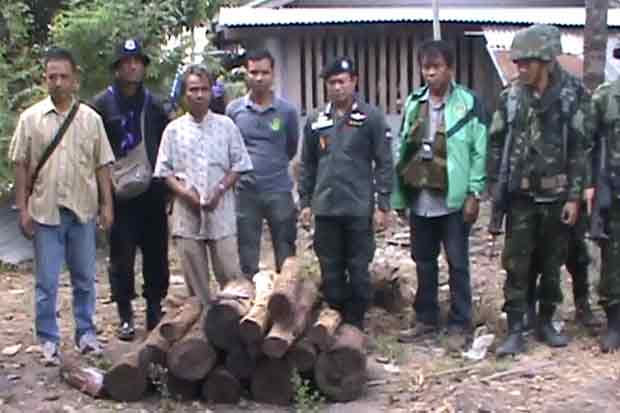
10;48;115;365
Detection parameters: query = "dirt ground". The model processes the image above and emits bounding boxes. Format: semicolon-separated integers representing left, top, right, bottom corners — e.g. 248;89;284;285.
0;201;619;413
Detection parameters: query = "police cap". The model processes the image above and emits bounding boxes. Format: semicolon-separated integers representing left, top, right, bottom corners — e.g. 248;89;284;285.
111;38;151;69
321;57;356;79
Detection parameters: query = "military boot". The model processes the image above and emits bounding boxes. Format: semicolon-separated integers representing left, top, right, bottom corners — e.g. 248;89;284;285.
536;304;568;347
146;300;163;331
600;305;620;353
116;301;135;341
496;312;525;357
574;297;601;328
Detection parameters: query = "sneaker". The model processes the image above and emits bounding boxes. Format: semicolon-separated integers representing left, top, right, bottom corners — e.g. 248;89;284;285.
398;322;439;343
117;320;135;341
41;341;60;367
444;325;470;352
78;333;103;356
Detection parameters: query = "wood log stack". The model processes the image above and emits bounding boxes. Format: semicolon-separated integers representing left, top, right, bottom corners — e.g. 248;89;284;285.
101;257;368;405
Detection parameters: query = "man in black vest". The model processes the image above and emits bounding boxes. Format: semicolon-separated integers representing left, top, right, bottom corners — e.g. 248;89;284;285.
91;39;170;340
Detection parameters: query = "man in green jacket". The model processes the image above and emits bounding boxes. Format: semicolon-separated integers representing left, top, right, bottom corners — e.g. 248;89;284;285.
394;40;488;345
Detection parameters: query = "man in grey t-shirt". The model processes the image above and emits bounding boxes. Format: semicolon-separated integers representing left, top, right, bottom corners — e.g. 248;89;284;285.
226;49;300;276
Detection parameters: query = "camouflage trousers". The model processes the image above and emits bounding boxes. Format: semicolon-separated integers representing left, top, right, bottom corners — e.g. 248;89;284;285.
528;210;590;304
502;199;569;314
599;200;620;308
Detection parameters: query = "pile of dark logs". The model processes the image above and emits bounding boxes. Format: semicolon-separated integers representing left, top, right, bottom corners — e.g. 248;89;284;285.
97;257;368;405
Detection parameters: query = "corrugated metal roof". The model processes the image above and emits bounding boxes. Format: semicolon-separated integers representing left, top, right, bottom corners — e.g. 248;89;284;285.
219;7;620;27
483;25;620;84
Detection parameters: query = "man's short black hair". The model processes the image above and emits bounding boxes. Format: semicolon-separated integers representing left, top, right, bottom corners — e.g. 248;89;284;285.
245;48;275;68
43;47;78;71
417;40;455;68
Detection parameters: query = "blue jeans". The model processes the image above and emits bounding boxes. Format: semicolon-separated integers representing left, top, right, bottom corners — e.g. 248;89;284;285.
33;208;97;345
411;211;472;327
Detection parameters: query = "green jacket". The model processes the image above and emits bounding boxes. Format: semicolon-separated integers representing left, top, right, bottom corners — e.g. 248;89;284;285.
392;82;488;210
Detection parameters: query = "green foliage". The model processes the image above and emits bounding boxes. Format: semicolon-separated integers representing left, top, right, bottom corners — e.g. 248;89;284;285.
49;0;206;97
291;368;326;413
0;0;44;195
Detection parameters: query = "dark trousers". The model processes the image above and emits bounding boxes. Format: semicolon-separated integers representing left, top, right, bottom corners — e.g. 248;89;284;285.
411;211;472;327
502;200;568;314
108;184;169;305
528;214;590;306
236;189;297;276
313;216;375;311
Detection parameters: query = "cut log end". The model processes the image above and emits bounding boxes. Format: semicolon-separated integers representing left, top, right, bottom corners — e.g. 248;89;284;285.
103;352;149;402
251;358;293;405
202;367;242;404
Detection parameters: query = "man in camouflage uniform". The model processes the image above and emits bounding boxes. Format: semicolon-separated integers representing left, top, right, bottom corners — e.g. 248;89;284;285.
524;26;598;331
586;45;620;352
488;24;588;356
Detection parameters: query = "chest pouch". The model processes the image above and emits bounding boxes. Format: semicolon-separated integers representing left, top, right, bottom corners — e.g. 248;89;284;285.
399;102;448;191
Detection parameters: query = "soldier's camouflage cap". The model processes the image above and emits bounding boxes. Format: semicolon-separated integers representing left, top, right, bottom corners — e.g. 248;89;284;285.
510;24;562;62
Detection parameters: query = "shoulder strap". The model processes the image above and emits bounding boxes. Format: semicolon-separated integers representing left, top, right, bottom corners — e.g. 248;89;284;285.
30;102;80;191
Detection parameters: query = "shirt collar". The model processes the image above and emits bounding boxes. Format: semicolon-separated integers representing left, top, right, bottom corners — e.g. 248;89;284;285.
419;81;455;106
42;96;77;116
244;93;277;112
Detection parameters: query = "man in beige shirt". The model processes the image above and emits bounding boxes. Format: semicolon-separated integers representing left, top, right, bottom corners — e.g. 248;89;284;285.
9;47;115;365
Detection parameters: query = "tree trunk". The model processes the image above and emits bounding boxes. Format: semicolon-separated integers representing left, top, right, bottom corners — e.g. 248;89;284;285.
268;257;300;323
370;260;414;313
60;356;105;398
286;336;317;373
204;277;255;350
263;279;318;358
250;358;293;405
165;372;201;401
314;324;367;402
103;350;150;402
584;0;609;92
240;270;274;344
225;344;257;380
140;309;180;367
202;366;242;404
167;319;217;381
308;306;342;351
159;296;203;343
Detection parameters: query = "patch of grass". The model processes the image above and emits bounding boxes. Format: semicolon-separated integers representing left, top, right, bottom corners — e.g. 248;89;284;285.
374;334;407;364
291;368;325;413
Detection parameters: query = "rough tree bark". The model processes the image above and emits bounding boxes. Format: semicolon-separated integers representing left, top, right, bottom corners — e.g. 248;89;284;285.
240;270;274;344
308;306;342;351
584;0;609;92
263;279;318;358
159;296;203;343
268;256;300;323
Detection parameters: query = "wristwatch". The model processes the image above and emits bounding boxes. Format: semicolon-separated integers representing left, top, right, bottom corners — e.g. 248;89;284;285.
470;191;482;201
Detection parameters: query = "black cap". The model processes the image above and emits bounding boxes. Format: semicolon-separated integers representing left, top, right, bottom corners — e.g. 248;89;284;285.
320;57;356;78
111;39;151;69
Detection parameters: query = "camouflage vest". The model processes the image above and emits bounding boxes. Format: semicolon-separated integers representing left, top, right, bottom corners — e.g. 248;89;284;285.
399;101;448;191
